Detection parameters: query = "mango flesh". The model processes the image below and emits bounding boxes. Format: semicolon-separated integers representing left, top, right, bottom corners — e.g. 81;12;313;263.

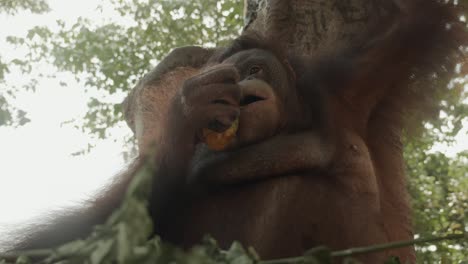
202;118;239;151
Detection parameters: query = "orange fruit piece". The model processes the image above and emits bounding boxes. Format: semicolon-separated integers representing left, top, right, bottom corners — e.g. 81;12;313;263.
202;118;239;151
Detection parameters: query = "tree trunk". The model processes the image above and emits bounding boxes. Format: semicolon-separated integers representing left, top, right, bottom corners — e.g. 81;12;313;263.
243;0;399;55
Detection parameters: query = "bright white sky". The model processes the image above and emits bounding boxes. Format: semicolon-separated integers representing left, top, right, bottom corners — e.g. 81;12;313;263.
0;0;466;249
0;0;134;246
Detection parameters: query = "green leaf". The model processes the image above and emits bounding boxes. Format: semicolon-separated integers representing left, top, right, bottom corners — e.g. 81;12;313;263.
303;246;332;264
383;256;401;264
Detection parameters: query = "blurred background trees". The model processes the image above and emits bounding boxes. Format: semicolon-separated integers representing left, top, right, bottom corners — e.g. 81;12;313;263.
0;0;466;262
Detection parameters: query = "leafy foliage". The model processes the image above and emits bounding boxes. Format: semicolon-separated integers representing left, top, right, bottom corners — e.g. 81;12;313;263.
3;156;464;264
0;87;30;127
403;71;468;262
0;158;259;263
406;141;468;262
0;0;50;15
0;0;50;126
1;0;242;136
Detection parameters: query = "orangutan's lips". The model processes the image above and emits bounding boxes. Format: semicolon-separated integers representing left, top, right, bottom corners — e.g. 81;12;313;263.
240;94;266;106
238;78;271;107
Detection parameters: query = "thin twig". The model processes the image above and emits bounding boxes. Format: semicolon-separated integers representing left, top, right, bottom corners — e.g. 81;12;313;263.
0;249;53;260
259;233;466;264
331;233;465;257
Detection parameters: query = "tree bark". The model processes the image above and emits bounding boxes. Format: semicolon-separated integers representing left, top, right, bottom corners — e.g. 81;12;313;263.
243;0;400;55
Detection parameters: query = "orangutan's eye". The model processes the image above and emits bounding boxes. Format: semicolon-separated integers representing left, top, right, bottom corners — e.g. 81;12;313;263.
249;65;262;75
